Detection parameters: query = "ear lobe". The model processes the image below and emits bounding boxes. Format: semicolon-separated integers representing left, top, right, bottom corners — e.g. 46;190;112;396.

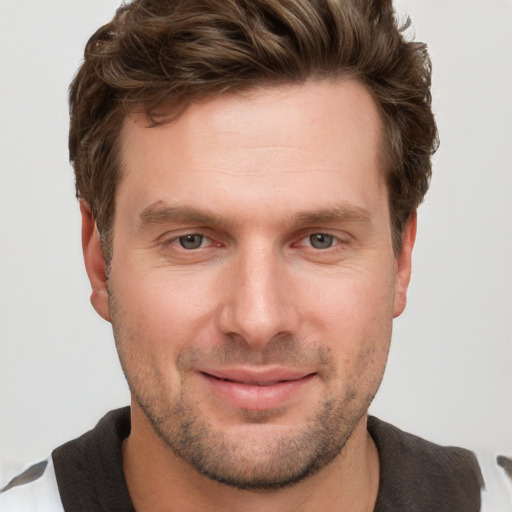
80;201;111;322
393;212;417;318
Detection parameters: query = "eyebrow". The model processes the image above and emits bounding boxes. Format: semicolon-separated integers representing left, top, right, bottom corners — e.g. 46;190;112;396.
137;201;372;230
138;202;229;229
290;206;372;226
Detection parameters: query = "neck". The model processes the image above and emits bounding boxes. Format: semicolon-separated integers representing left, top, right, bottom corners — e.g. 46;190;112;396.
122;405;380;512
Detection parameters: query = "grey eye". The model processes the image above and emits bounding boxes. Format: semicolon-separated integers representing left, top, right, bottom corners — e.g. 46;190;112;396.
179;234;204;249
309;233;334;249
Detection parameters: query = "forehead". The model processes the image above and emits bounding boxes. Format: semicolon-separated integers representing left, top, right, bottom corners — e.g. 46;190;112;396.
116;79;387;224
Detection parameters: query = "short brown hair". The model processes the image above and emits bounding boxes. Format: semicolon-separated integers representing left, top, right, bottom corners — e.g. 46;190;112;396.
69;0;438;258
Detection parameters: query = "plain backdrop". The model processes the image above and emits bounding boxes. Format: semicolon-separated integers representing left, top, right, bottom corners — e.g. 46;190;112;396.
1;0;511;483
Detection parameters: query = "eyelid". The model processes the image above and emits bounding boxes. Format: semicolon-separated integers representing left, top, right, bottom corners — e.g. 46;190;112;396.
156;228;351;252
159;230;209;248
158;228;231;254
292;229;351;248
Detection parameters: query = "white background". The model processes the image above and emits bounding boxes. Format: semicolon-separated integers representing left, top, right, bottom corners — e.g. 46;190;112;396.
1;0;511;482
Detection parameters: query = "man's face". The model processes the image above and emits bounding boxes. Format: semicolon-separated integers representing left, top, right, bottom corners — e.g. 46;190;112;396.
85;79;413;489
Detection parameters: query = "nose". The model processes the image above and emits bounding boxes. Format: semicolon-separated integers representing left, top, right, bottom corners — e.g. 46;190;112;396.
218;244;300;350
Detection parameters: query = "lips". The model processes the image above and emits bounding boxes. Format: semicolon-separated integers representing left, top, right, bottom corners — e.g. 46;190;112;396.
198;368;315;410
212;376;298;385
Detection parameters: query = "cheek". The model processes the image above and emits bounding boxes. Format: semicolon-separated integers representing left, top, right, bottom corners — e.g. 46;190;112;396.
109;266;220;357
108;274;194;398
299;265;395;334
296;266;394;376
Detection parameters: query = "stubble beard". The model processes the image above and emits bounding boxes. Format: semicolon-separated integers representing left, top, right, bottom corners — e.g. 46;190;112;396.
132;378;369;491
109;293;385;491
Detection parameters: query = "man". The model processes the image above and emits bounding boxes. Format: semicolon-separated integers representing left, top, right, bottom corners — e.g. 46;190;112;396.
1;0;510;510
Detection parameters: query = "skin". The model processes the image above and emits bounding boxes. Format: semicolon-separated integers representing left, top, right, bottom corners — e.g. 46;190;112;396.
82;79;416;511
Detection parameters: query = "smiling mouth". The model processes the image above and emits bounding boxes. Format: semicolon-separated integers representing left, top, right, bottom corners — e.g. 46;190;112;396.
198;370;316;410
202;373;311;386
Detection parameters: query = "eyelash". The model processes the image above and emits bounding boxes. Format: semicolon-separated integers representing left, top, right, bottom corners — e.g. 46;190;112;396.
160;233;213;251
295;233;341;250
159;230;348;253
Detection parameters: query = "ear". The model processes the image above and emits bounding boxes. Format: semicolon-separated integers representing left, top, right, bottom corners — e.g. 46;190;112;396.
80;201;111;322
393;212;417;318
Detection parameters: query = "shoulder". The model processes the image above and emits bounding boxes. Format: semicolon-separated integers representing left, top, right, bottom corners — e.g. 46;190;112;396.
0;408;132;512
477;452;512;511
51;407;134;511
368;416;512;512
0;457;64;512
